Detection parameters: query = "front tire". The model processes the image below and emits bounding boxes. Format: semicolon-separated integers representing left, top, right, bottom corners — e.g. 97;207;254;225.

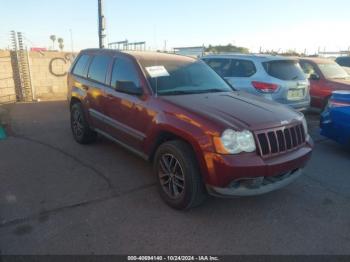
70;103;97;144
154;140;207;210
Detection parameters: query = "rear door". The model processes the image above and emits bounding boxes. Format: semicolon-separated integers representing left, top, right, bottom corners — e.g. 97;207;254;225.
85;54;113;131
204;58;257;91
204;58;231;79
226;59;257;91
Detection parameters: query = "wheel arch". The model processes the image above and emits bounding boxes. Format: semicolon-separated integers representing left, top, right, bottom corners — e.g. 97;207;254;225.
70;96;82;109
147;128;210;181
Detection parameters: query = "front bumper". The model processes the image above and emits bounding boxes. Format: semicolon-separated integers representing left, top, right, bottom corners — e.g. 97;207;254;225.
201;139;313;194
207;168;303;197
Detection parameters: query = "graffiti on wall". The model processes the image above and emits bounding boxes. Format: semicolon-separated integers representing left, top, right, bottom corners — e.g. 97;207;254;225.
49;54;77;77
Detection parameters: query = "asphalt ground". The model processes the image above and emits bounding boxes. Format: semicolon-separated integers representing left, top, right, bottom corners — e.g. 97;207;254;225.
0;101;349;255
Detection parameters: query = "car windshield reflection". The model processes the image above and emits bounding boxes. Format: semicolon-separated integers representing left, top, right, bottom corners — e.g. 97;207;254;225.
141;61;234;96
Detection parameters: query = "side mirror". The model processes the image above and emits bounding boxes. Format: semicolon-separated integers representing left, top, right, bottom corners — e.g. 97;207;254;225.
115;81;143;96
310;73;320;81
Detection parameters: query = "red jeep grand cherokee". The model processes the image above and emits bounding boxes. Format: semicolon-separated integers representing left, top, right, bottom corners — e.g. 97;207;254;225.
68;49;313;210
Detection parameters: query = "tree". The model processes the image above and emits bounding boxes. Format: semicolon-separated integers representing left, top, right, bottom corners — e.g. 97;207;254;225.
50;35;57;50
58;38;64;51
205;44;249;54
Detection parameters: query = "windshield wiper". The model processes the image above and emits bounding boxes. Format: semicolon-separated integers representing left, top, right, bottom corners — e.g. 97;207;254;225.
158;90;194;96
190;89;228;94
159;89;228;96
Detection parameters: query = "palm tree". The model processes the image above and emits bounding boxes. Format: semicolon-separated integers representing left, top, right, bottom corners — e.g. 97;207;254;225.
50;35;56;50
58;38;64;51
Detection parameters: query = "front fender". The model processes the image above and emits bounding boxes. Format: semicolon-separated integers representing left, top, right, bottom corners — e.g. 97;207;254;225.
144;112;218;181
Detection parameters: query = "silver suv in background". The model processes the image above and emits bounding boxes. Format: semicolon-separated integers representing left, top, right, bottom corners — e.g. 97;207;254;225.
202;54;310;111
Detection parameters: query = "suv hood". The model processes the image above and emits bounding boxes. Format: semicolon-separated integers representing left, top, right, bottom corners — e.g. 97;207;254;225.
327;79;350;90
162;91;302;131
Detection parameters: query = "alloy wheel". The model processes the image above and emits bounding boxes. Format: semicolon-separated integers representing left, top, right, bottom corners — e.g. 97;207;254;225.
72;109;84;138
158;153;185;199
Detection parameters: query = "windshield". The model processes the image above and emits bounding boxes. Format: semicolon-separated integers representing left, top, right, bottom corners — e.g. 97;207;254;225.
141;60;233;96
263;60;306;81
318;63;349;79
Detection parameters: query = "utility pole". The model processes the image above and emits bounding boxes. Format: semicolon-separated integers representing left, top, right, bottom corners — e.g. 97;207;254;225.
69;29;74;52
98;0;106;48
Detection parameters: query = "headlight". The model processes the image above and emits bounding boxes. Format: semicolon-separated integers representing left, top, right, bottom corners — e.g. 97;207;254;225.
214;129;256;154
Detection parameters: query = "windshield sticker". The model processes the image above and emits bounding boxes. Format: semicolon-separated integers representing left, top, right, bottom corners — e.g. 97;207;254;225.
145;66;170;78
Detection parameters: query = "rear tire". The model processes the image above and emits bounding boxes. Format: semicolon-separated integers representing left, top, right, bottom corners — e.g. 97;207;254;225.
70;103;97;144
154;140;207;210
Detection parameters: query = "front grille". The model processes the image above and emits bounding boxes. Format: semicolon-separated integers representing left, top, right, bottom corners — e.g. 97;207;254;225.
255;123;306;157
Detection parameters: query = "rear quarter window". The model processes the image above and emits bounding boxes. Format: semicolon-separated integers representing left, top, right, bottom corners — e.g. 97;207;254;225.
263;60;306;81
72;54;90;77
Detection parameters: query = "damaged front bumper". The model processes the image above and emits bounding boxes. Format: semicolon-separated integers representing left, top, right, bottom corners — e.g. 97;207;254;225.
206;168;303;197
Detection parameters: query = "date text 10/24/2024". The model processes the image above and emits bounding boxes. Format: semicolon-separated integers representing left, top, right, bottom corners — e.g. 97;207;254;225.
127;256;220;261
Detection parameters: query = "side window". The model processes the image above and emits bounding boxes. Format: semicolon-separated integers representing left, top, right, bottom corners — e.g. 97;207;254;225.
72;54;90;77
205;59;231;77
230;59;256;77
300;62;316;75
111;56;140;89
88;55;112;84
342;58;350;67
336;58;344;66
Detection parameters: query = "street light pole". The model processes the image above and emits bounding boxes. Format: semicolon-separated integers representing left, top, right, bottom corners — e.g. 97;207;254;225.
98;0;106;48
69;29;74;52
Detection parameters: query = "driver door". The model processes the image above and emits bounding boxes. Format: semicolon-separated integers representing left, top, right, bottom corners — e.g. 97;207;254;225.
103;55;148;151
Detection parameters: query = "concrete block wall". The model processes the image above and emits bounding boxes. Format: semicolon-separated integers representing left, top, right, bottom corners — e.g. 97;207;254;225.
0;51;16;104
29;51;76;100
0;51;77;103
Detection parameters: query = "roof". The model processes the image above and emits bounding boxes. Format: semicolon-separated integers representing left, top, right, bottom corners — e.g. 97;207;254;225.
202;53;297;62
80;48;196;64
299;57;335;64
173;46;205;50
123;51;196;65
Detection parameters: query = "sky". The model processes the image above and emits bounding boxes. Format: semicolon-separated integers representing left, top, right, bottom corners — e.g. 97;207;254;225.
1;0;350;54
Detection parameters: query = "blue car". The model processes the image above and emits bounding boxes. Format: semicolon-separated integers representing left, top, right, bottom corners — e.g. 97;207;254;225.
320;91;350;146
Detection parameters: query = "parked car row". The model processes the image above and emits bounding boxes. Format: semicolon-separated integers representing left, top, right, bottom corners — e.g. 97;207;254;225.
300;57;350;110
202;55;310;111
201;54;350;112
68;49;313;210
